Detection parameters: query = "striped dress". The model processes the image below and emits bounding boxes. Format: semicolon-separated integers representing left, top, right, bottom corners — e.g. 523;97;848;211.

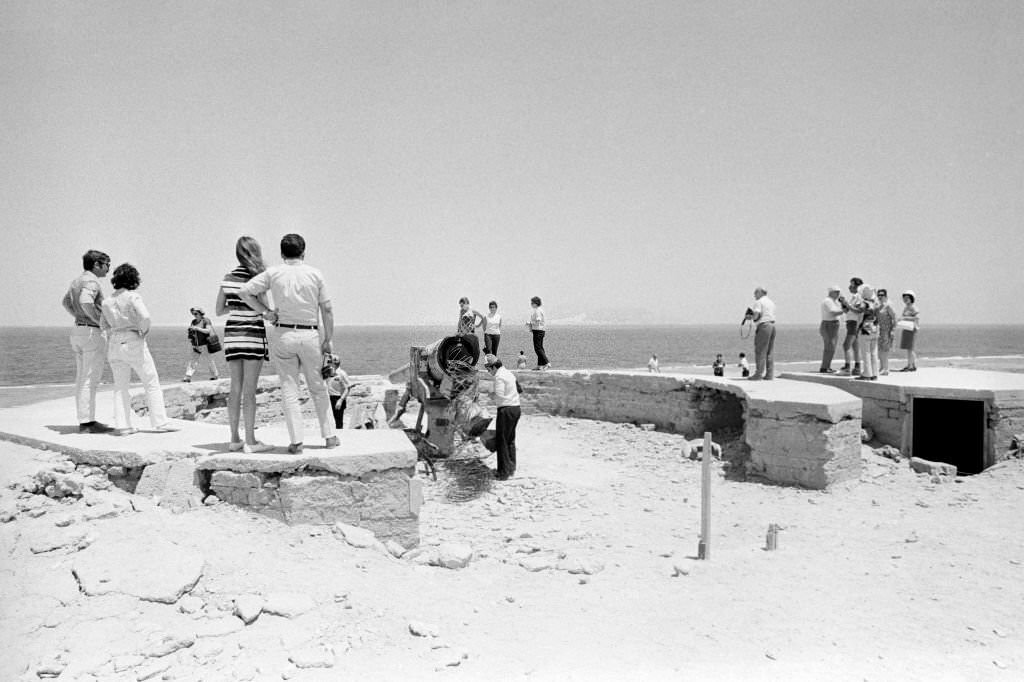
220;266;268;361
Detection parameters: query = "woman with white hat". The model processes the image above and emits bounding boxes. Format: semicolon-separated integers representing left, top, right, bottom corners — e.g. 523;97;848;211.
898;291;920;372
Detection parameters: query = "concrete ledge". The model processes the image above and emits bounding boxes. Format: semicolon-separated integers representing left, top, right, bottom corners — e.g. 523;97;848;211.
516;370;863;489
196;430;416;476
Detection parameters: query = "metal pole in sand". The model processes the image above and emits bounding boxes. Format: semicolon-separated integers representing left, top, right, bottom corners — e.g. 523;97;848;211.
698;431;711;560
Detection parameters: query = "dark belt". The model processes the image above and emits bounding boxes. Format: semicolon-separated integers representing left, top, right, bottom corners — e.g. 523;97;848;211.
274;323;318;330
75;322;100;328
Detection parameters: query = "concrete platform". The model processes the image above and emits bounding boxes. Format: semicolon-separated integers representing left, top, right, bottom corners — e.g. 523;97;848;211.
782;368;1024;471
0;394;412;469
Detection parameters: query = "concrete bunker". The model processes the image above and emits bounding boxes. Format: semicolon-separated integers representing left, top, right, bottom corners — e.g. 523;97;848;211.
912;397;987;475
515;370;862;489
784;368;1024;475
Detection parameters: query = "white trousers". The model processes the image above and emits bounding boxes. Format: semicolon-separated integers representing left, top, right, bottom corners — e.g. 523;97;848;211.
70;326;107;423
268;327;335;444
185;345;220;378
107;331;169;430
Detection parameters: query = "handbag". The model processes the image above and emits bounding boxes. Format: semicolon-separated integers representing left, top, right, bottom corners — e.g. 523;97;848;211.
206;327;223;353
896;319;916;332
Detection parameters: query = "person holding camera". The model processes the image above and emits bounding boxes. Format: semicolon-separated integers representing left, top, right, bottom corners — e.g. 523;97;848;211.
819;285;845;373
183;307;221;382
745;287;776;381
238;233;338;454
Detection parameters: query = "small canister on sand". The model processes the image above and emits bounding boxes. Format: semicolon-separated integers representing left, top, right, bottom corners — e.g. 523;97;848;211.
765;523;779;551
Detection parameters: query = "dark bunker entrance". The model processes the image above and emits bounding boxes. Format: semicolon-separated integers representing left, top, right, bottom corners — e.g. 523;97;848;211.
912;397;986;475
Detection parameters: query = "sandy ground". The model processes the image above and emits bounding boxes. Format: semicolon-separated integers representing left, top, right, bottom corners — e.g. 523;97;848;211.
2;396;1024;681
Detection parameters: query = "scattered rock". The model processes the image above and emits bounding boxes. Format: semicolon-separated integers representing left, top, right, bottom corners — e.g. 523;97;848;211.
72;537;204;603
640;423;656;431
403;545;440;566
435;542;473;569
519;556;555;572
30;529;89;554
557;557;605;575
83;502;120;521
53;514;76;527
233;595;264;625
289;645;335;669
202;494;220;506
33;470;86;499
194;616;244;638
178;595;204;614
385;540;406;558
861;427;874;443
434;648;468;669
263;591;316;618
112;654;146;672
333;523;386;552
873;445;902;461
683;439;722;461
409;621;439;637
134;658;172;681
672;564;690;577
144;632;194;658
35;656;67;679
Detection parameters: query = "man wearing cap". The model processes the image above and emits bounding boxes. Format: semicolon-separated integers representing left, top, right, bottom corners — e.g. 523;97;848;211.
184;307;220;382
62;249;114;433
484;354;521;480
819;285;844;373
744;287;776;381
238;233;338;453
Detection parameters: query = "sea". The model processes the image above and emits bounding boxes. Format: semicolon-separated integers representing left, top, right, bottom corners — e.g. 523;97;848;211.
2;324;1022;388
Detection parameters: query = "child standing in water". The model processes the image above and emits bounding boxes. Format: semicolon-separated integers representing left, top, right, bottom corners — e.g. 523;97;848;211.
516;351;528;370
648;354;660;373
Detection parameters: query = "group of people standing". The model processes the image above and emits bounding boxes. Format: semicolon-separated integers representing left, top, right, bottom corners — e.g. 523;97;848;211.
63;234;341;454
455;295;550;370
62;251;178;435
820;277;920;379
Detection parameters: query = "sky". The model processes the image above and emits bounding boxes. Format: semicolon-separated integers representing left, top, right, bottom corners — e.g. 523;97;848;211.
2;0;1022;327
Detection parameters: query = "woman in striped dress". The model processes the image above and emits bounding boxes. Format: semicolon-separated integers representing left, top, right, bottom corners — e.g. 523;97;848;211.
215;236;273;453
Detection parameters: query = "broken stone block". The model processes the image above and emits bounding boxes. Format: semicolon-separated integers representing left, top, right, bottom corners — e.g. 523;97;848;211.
909;457;957;477
333;523;386;553
72;537;204;603
435;542;473;569
873;445;902;461
288;646;334;669
233;595;264;625
135;461;204;513
263;591;316;619
408;621;439;637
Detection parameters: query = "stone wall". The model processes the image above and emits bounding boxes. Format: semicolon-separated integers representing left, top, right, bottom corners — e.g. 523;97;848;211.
197;431;421;547
514;371;862;489
208;469;421;547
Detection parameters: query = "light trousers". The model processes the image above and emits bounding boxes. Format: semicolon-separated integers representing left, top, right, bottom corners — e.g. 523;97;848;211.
185;346;219;379
70;326;107;423
107;331;169;429
753;322;776;379
859;335;879;378
268;327;335;444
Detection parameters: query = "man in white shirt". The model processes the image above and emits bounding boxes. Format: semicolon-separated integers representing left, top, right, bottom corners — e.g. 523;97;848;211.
61;249;114;433
239;234;338;453
745;287;776;381
484;354;521;480
819;285;845;373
